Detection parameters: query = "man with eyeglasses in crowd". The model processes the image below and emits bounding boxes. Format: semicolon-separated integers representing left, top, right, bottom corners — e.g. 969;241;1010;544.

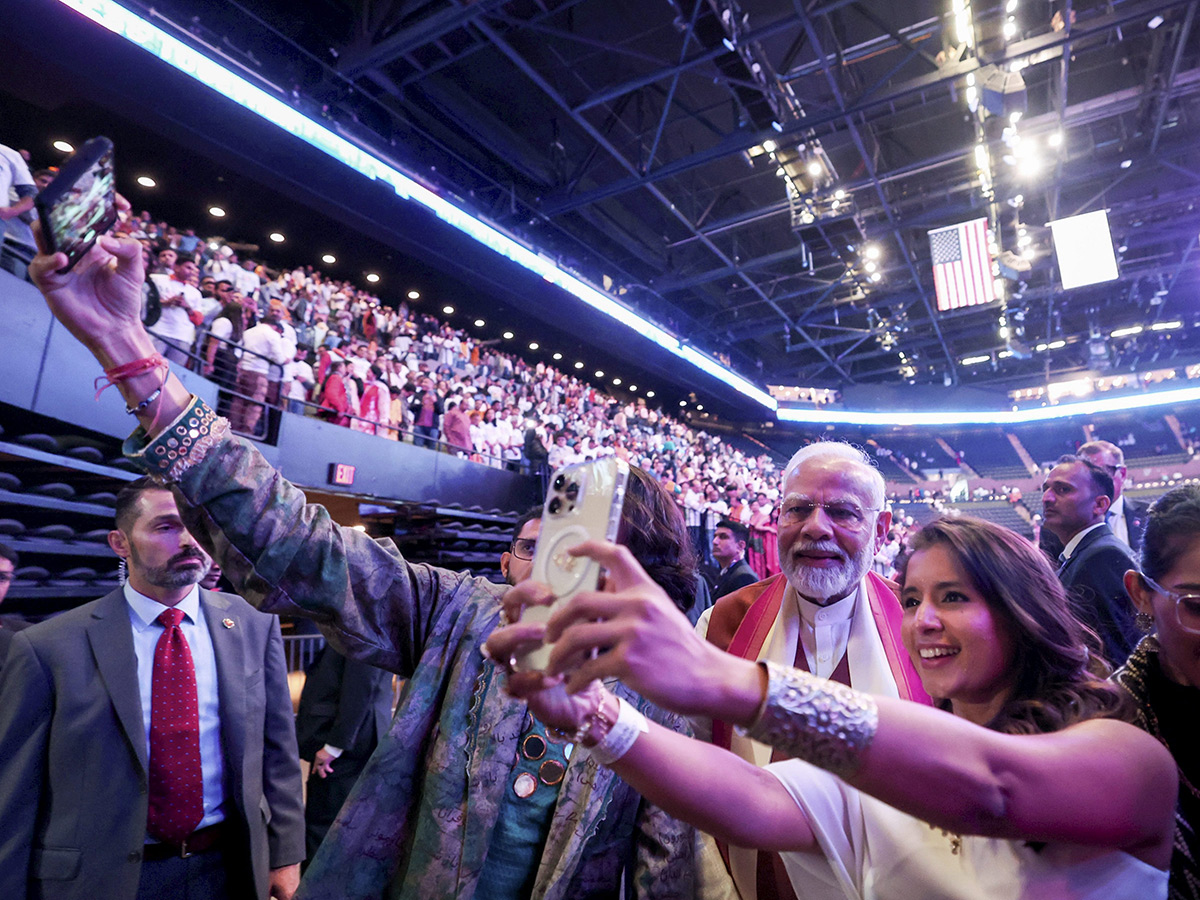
1078;439;1149;553
500;506;542;587
696;442;930;900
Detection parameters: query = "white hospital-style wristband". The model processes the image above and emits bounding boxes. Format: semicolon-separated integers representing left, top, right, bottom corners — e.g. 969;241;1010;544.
589;697;649;765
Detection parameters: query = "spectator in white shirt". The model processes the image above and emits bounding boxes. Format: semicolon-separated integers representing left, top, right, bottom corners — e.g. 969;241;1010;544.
230;316;290;437
149;258;204;366
283;347;315;415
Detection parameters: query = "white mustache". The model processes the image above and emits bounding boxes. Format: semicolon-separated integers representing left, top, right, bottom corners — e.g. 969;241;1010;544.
792;542;845;560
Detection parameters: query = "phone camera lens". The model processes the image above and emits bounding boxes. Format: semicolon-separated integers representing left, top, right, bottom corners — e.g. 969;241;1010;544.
553;474;566;491
548;497;562;515
565;482;580;501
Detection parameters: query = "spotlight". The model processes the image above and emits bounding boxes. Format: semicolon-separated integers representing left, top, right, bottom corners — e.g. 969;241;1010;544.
807;161;822;176
574;361;584;369
612;378;622;386
552;352;562;360
321;254;336;264
208;206;226;218
52;140;74;153
366;273;380;283
1120;159;1132;169
269;232;285;243
864;244;881;260
503;331;514;340
407;290;420;299
136;175;156;188
442;306;454;315
528;342;539;350
474;319;485;327
647;391;655;398
595;371;605;378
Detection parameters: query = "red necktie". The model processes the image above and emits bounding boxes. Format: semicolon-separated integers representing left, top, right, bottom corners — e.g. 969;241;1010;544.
147;607;204;844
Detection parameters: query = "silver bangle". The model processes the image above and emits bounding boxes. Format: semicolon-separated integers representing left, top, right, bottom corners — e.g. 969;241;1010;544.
739;660;878;778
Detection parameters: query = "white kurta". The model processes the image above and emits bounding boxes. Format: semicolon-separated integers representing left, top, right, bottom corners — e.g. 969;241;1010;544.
769;759;1168;900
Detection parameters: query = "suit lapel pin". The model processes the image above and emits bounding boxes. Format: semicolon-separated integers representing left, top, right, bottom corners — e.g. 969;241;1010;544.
222;618;235;629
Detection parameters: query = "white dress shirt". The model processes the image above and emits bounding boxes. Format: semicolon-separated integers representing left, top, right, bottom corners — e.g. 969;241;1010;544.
1107;496;1130;546
124;583;226;831
1060;521;1107;562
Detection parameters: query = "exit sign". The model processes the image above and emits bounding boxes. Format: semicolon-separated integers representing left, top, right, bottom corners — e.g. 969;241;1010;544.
328;463;356;486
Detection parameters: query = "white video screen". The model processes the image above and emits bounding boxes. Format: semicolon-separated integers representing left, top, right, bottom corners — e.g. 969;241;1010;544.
1049;210;1120;291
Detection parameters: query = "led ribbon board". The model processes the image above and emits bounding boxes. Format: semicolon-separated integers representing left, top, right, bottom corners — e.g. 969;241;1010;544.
57;0;777;411
777;383;1200;427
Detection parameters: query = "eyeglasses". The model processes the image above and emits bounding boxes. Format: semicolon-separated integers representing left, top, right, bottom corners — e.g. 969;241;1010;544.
510;538;537;560
779;498;880;529
1140;573;1200;635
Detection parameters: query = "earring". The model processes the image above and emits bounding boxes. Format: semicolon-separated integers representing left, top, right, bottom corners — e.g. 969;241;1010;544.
1135;611;1154;634
118;558;127;586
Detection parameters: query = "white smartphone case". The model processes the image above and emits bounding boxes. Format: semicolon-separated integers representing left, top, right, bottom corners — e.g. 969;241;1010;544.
519;456;630;671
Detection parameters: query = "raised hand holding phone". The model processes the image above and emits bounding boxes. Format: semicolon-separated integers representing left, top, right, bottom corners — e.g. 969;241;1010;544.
517;457;629;671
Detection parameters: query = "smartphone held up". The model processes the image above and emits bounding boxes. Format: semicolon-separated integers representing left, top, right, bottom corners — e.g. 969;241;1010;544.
34;136;118;273
517;456;629;671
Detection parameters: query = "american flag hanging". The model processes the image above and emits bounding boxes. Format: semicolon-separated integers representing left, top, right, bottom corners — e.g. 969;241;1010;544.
929;218;995;311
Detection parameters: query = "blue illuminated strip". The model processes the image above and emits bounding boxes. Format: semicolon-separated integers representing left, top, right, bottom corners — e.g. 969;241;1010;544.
56;0;776;411
777;384;1200;426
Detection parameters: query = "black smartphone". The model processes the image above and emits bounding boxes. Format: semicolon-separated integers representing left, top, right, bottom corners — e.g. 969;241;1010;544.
34;136;117;273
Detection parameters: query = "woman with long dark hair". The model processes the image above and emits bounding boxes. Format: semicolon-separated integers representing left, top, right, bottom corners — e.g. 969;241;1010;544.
1117;485;1200;900
489;515;1175;899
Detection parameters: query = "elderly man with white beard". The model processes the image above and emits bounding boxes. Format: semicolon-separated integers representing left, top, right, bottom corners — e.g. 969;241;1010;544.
695;442;931;900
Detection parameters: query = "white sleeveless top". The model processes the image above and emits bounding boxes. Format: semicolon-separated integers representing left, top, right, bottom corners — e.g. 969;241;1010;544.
768;759;1168;900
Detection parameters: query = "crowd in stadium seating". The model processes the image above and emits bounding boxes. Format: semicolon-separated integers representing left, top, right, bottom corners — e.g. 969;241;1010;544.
117;206;794;566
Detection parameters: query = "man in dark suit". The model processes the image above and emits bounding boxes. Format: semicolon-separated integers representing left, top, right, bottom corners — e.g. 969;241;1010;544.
295;646;393;864
1077;440;1149;553
0;542;31;677
0;479;305;900
705;518;760;600
1042;457;1140;666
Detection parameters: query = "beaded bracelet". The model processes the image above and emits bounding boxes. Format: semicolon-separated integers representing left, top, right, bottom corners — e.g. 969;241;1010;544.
125;387;163;415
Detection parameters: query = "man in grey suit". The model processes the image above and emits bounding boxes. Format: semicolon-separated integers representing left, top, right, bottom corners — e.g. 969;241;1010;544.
0;479;305;900
1042;457;1141;666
